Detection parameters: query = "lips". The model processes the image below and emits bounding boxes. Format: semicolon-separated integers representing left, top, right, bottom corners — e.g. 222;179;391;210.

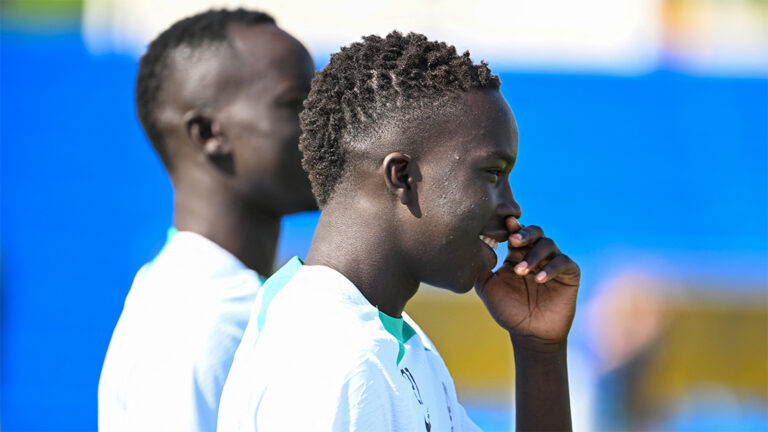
479;229;509;244
477;229;508;271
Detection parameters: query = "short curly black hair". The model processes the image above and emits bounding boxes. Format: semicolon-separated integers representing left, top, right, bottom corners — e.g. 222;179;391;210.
299;31;500;207
136;8;274;168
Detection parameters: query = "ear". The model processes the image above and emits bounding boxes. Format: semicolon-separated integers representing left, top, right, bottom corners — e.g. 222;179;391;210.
382;152;416;205
183;111;229;157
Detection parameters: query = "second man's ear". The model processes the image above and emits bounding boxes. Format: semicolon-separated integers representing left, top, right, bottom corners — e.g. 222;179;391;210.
382;152;416;205
184;111;230;157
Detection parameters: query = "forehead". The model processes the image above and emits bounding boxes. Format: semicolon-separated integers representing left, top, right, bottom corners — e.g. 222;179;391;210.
167;24;313;100
421;90;518;162
226;24;314;91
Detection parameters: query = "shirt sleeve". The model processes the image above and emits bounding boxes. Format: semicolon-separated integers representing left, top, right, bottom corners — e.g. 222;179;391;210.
254;356;394;432
332;359;394;432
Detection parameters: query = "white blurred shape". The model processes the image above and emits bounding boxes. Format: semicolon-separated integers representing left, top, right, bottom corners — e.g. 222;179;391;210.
465;0;660;73
81;0;661;75
586;272;669;373
83;0;259;57
567;346;596;432
663;0;768;77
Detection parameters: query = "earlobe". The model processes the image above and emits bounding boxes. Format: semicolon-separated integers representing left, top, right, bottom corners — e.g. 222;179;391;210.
183;111;229;157
383;152;414;205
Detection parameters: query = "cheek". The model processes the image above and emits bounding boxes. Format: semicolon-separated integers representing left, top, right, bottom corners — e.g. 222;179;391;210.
405;177;494;289
424;179;492;247
232;114;299;159
232;103;300;139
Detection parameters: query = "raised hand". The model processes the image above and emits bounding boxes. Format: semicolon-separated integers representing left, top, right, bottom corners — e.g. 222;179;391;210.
475;217;580;352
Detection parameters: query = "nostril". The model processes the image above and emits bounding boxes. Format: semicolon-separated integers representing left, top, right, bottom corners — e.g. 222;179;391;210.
496;202;522;220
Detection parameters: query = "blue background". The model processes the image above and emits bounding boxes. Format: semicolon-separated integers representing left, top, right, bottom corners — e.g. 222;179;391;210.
1;28;766;430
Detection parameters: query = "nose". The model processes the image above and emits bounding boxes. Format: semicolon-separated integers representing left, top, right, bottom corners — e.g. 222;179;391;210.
496;183;522;220
496;200;522;220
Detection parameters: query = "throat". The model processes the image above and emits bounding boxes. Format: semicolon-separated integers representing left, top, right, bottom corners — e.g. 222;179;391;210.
173;190;281;276
305;208;419;317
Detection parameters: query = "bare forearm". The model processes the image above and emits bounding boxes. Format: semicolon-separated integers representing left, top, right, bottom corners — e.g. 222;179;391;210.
513;340;572;432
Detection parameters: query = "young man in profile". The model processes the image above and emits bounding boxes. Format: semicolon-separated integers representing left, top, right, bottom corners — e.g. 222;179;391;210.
98;9;317;431
219;31;580;431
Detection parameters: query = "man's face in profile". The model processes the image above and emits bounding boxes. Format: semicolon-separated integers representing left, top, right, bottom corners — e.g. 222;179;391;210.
397;90;522;292
217;24;317;214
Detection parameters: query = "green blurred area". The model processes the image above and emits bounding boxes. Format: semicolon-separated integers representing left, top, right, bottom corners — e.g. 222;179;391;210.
1;0;82;25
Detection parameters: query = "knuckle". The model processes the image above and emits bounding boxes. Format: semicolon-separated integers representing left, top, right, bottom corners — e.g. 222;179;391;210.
549;254;566;265
538;237;555;249
561;255;580;273
522;252;541;265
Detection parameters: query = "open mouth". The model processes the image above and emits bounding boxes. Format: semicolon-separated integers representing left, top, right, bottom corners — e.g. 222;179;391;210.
479;235;499;250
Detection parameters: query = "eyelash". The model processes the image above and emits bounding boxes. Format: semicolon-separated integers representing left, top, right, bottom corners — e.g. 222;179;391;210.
486;168;504;182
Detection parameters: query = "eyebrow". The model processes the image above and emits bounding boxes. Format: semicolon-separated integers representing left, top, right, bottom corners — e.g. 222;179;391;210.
485;150;515;164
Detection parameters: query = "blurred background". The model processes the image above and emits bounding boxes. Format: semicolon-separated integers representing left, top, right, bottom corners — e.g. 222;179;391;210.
1;0;766;430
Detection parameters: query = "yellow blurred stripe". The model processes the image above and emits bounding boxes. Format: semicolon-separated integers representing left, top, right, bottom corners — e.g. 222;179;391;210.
406;285;515;395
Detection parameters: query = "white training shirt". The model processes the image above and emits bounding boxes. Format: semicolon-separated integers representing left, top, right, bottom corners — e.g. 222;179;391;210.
99;229;263;432
218;257;481;431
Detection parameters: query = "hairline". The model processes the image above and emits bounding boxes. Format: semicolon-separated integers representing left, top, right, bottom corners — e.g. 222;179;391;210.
326;89;496;206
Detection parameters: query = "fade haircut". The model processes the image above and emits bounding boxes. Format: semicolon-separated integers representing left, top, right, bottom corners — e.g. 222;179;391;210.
136;8;275;168
299;31;500;207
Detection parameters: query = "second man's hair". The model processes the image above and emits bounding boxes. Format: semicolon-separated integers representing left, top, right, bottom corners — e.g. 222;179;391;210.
136;8;275;168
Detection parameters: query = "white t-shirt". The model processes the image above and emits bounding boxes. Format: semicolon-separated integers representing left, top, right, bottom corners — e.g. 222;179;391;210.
218;257;481;431
99;230;263;432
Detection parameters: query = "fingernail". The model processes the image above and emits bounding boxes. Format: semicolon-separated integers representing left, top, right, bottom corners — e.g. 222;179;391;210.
512;233;523;242
535;271;547;282
515;261;528;275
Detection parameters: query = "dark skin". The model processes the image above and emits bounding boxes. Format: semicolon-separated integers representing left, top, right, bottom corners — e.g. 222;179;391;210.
153;23;317;276
306;90;579;431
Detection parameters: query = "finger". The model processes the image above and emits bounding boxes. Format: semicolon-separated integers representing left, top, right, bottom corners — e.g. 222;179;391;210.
533;253;580;284
503;242;528;264
514;237;558;276
508;225;544;248
505;217;523;233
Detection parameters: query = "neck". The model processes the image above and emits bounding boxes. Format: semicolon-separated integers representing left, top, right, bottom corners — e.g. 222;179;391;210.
305;197;419;317
173;180;280;277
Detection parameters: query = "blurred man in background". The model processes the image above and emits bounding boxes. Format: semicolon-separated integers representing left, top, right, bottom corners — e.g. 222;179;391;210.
98;8;316;431
219;31;580;431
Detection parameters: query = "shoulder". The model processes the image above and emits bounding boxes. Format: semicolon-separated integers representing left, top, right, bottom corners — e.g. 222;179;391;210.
244;264;404;384
106;234;261;379
126;234;260;325
148;231;261;289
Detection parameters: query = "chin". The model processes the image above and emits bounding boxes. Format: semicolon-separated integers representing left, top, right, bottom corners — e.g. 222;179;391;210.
449;282;475;294
429;274;476;294
424;254;487;294
279;194;319;215
295;198;320;213
301;197;320;212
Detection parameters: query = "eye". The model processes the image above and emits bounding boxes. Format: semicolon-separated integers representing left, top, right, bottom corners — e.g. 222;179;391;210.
485;168;504;183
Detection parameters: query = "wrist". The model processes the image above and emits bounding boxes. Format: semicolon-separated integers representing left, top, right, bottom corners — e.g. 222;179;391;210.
511;335;567;369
